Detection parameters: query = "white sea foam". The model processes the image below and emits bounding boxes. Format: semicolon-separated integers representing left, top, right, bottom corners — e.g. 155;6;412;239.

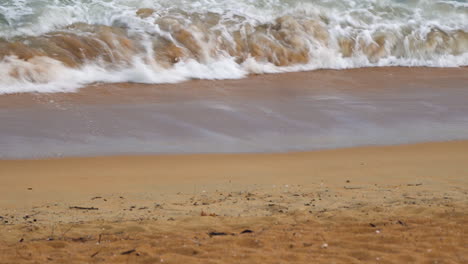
0;0;466;94
0;55;248;93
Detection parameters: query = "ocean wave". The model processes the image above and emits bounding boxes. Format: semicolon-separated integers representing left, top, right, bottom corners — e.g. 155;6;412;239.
0;0;467;94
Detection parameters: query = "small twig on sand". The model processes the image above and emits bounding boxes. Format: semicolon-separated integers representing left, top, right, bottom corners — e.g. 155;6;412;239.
208;232;229;237
69;206;99;210
344;186;362;190
121;249;136;255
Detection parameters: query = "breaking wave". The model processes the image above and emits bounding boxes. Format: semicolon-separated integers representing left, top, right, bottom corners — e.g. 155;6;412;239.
0;0;467;93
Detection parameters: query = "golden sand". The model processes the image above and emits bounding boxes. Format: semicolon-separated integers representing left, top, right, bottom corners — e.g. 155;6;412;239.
1;141;467;263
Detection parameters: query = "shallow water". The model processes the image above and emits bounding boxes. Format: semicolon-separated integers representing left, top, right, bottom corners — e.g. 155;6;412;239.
1;68;467;159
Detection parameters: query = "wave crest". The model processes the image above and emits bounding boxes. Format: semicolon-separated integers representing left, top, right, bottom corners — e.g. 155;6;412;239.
0;0;467;93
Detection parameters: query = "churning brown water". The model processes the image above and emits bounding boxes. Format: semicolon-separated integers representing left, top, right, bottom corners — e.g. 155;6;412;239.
0;0;467;93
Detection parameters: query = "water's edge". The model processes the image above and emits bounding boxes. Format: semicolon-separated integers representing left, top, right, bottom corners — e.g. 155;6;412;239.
1;68;467;159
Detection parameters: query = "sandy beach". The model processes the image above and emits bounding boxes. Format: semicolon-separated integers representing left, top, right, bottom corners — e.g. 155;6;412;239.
1;140;467;263
1;0;467;262
1;67;467;263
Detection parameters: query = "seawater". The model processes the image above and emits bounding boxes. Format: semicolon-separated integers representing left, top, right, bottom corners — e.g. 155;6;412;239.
0;0;467;93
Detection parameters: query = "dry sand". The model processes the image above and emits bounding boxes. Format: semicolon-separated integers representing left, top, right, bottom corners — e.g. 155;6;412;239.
1;141;467;263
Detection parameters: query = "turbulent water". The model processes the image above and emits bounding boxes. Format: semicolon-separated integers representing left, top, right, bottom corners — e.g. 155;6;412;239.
0;0;467;93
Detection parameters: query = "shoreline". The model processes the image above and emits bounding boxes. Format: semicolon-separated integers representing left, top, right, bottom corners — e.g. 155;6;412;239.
1;67;468;159
1;66;467;107
0;137;463;161
1;0;467;261
1;67;468;263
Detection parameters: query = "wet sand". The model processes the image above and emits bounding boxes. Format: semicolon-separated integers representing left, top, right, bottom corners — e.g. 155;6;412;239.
1;141;467;263
2;67;467;106
1;67;468;158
